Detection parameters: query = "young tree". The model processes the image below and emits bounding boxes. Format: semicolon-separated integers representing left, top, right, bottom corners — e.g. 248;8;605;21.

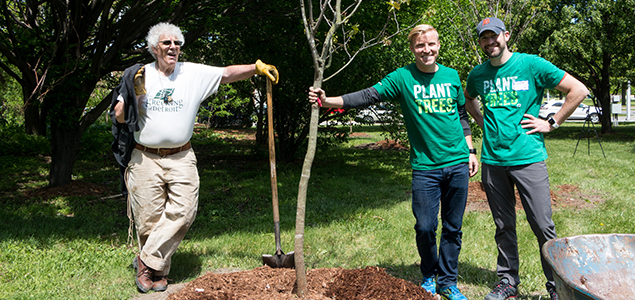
295;0;421;295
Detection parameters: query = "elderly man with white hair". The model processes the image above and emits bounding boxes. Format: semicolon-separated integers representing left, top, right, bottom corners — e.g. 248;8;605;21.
112;22;278;293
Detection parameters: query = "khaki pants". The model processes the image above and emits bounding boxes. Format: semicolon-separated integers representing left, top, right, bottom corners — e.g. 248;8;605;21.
127;148;199;276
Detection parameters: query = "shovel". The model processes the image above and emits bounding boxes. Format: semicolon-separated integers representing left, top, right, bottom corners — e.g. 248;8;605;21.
262;78;295;269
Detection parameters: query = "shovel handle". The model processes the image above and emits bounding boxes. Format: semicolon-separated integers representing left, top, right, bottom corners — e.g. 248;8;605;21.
267;79;282;250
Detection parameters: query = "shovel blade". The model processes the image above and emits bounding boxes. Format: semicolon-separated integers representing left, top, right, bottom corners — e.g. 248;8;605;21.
262;251;295;269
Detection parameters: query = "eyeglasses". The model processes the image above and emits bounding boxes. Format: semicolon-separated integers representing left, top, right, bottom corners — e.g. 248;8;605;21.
160;40;182;47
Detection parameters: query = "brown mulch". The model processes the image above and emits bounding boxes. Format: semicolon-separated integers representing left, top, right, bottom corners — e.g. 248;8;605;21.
166;265;435;300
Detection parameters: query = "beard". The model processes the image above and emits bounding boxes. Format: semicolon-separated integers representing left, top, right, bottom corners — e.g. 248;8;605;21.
484;42;506;59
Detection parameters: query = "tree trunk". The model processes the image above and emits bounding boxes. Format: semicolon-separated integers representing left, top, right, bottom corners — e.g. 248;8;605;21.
49;122;83;187
598;91;613;134
294;94;320;297
23;90;46;136
598;53;613;134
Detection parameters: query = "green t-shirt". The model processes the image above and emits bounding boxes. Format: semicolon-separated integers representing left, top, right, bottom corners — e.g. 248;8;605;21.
466;53;565;166
373;63;469;170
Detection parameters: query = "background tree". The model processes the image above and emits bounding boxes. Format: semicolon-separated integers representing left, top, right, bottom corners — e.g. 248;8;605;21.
523;0;635;133
433;0;550;78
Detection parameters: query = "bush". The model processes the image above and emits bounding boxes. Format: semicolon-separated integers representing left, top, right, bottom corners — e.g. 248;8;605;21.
79;123;113;160
0;125;50;156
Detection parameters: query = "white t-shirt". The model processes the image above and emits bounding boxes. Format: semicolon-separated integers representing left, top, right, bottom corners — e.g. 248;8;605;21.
134;62;224;148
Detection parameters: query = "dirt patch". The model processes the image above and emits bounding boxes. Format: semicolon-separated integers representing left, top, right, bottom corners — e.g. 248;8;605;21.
465;182;605;212
354;139;409;151
166;265;435;300
349;132;372;138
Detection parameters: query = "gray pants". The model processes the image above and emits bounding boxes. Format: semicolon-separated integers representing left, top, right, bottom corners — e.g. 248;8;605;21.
482;161;557;288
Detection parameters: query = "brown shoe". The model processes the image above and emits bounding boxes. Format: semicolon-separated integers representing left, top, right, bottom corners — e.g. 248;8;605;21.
152;275;169;292
133;256;153;293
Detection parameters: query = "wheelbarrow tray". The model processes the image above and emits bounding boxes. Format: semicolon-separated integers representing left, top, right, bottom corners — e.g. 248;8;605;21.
542;234;635;300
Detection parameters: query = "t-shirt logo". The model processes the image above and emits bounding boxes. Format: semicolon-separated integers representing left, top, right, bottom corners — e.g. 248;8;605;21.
412;83;456;114
154;88;175;103
145;88;183;112
482;77;520;108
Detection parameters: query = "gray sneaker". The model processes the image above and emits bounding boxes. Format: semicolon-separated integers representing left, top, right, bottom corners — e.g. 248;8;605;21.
547;283;559;300
484;278;517;300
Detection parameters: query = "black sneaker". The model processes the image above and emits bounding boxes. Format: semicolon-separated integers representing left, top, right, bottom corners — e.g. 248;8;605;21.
484;278;517;300
547;284;559;300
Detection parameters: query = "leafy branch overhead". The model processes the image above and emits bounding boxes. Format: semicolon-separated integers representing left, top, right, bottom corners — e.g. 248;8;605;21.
303;0;421;82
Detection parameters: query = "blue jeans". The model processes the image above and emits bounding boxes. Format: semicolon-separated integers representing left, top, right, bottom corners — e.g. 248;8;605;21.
412;163;469;288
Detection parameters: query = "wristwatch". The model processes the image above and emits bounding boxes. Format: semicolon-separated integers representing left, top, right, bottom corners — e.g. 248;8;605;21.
469;148;477;155
547;117;560;129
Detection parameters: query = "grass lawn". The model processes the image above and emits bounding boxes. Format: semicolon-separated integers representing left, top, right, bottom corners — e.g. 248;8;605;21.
1;121;634;299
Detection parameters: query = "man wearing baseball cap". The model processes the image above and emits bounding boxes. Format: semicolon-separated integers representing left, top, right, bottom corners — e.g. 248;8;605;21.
464;17;589;300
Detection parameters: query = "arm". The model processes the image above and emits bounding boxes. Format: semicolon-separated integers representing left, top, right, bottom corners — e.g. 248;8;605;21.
114;101;125;124
308;87;344;108
522;74;589;134
464;90;483;128
465;135;479;177
458;104;479;177
308;87;381;109
221;64;257;84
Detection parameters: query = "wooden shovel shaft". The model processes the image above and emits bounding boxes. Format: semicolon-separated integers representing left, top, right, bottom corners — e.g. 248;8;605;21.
266;78;282;249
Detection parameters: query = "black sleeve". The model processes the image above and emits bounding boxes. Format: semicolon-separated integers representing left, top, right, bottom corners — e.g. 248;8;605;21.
341;87;382;109
458;104;472;136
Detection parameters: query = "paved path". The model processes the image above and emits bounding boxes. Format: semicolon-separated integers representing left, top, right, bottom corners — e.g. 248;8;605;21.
132;283;187;300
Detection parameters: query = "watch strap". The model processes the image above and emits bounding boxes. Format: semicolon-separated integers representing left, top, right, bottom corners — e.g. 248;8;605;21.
548;117;560;129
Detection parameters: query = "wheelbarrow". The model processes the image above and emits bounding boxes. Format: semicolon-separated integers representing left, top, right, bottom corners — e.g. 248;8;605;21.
542;234;635;300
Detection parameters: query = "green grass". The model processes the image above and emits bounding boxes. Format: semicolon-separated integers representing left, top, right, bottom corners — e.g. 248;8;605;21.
1;122;634;299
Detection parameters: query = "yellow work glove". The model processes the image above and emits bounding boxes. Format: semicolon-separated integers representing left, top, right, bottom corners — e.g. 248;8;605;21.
255;59;279;85
134;66;146;96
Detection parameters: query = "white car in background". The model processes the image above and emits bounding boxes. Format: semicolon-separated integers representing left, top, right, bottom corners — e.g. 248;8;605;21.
539;100;601;123
355;103;394;123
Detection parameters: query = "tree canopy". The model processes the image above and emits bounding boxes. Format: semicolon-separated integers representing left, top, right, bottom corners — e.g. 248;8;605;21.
521;0;635;133
0;0;267;186
0;0;633;187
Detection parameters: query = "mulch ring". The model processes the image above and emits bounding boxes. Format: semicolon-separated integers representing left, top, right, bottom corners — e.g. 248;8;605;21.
166;265;435;300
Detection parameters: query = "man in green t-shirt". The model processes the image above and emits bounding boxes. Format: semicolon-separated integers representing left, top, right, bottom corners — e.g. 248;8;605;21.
309;24;478;300
464;17;589;300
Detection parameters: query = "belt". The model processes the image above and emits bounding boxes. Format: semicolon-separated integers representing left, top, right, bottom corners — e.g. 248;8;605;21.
135;141;191;157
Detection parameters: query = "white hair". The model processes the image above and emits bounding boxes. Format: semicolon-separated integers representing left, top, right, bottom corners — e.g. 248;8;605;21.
146;22;185;58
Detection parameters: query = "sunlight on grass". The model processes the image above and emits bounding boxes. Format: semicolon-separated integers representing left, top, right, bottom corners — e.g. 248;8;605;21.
1;123;634;299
